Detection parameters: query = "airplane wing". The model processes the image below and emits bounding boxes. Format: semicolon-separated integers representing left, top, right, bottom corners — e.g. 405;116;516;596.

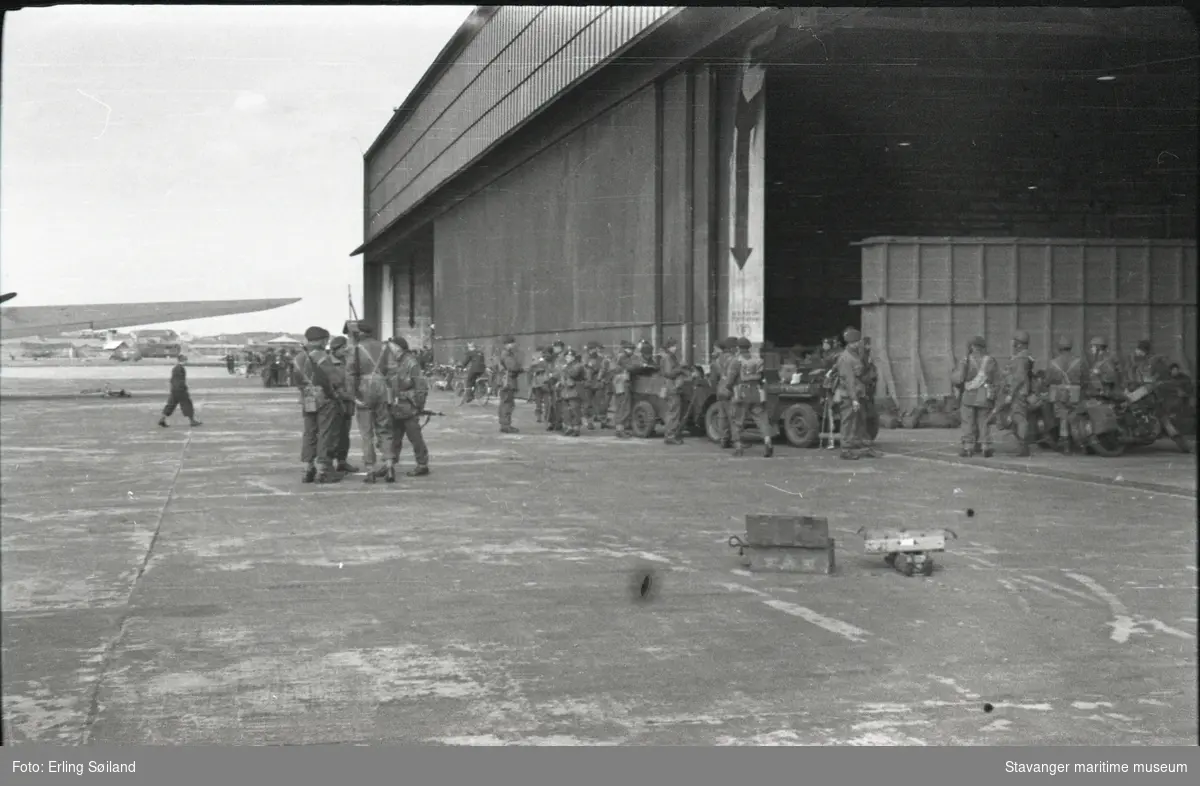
0;294;301;340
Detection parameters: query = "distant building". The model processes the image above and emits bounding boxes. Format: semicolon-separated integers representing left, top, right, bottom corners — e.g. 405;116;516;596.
129;329;178;344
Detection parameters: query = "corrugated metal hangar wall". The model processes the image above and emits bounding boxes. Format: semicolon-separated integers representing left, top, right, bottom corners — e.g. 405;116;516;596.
357;7;1197;404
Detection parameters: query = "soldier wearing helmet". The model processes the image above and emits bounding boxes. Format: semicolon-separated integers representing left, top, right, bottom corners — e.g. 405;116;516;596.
1127;339;1190;453
707;338;738;449
497;335;522;435
1000;329;1036;457
558;347;585;437
1043;335;1083;454
612;340;638;438
951;335;998;457
1086;336;1123;401
726;336;775;458
1127;339;1171;389
834;328;875;460
326;335;360;475
658;336;686;445
528;347;550;424
459;341;487;404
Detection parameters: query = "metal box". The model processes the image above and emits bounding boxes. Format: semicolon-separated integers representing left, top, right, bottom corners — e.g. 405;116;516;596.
745;514;830;548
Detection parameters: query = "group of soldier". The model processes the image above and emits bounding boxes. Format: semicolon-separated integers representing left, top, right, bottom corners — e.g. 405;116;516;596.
290;322;432;484
952;332;1192;457
471;329;884;461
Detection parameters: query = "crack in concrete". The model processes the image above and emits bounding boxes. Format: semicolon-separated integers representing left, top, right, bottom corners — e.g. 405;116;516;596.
79;394;202;744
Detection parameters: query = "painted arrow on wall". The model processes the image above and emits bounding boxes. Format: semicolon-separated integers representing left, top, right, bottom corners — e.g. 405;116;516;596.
732;84;764;271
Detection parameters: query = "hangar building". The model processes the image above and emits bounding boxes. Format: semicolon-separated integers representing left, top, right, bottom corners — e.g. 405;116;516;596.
351;6;1197;408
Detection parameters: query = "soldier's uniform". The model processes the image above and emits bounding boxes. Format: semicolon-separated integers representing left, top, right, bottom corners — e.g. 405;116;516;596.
346;323;397;482
327;336;360;474
612;340;637;438
1086;336;1123;401
498;336;522;434
293;327;343;483
461;343;486;404
559;349;585;436
388;337;431;478
583;343;610;430
951;335;998;457
262;349;276;388
1043;336;1083;455
528;348;550;423
726;337;775;458
1002;330;1035;457
157;355;202;428
274;350;290;387
834;329;869;460
659;337;685;445
708;337;738;449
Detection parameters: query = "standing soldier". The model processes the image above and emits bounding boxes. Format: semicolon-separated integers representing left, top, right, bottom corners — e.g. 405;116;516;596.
597;344;616;429
293;327;343;484
1000;329;1035;457
497;335;523;434
951;336;998;458
834;330;869;460
346;322;397;484
637;339;658;369
1044;336;1083;455
659;336;686;445
708;337;739;449
389;336;431;477
262;348;276;388
612;340;638;438
326;336;360;474
157;354;203;428
544;340;566;432
528;347;550;423
559;348;585;437
582;343;607;430
225;352;236;375
1086;336;1124;401
726;337;775;458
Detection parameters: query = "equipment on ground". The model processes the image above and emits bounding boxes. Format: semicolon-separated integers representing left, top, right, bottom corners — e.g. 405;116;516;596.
857;527;957;577
728;514;836;574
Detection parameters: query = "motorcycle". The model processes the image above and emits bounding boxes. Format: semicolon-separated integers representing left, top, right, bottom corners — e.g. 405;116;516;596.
1066;385;1191;457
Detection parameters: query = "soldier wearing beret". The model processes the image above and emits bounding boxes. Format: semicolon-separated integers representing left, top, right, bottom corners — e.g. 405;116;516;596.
612;340;638;438
951;335;998;458
528;347;551;423
726;337;775;457
326;336;360;474
293;326;344;483
1002;329;1035;457
498;335;523;434
658;336;685;445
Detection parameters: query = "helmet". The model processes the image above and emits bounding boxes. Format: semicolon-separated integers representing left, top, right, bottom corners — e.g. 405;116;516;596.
1012;329;1030;345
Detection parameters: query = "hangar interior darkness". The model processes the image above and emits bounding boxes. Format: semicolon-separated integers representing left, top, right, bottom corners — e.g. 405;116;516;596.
759;22;1197;349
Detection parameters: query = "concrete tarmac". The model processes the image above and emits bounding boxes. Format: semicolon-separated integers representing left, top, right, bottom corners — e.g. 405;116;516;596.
2;377;1196;745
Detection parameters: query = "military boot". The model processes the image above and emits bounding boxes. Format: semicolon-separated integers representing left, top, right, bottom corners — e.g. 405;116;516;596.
336;460;359;474
546;421;557;431
587;421;596;430
501;425;519;434
720;438;733;449
302;464;317;483
316;463;343;484
840;449;859;460
189;418;203;427
1017;443;1031;458
959;446;971;458
616;428;630;439
363;466;377;484
973;442;982;455
158;417;168;428
982;446;994;458
763;441;774;458
384;461;397;483
407;465;430;477
733;443;745;457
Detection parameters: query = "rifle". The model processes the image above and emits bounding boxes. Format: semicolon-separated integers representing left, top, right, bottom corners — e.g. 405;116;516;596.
300;346;343;415
417;409;445;429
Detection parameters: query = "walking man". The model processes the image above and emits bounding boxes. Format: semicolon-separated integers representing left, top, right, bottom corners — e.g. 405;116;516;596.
158;354;202;428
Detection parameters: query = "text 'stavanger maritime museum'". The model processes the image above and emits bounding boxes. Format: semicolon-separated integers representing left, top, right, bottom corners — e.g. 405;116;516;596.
351;6;1197;409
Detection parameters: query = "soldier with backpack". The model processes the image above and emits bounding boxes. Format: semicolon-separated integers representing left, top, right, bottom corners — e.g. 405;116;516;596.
345;321;398;483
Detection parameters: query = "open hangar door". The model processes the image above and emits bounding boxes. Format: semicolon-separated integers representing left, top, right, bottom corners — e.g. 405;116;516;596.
759;8;1197;354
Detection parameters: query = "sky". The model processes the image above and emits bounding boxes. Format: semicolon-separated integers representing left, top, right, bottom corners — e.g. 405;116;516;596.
1;4;469;336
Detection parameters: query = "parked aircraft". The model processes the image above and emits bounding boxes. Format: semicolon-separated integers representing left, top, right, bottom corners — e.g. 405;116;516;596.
0;292;301;341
